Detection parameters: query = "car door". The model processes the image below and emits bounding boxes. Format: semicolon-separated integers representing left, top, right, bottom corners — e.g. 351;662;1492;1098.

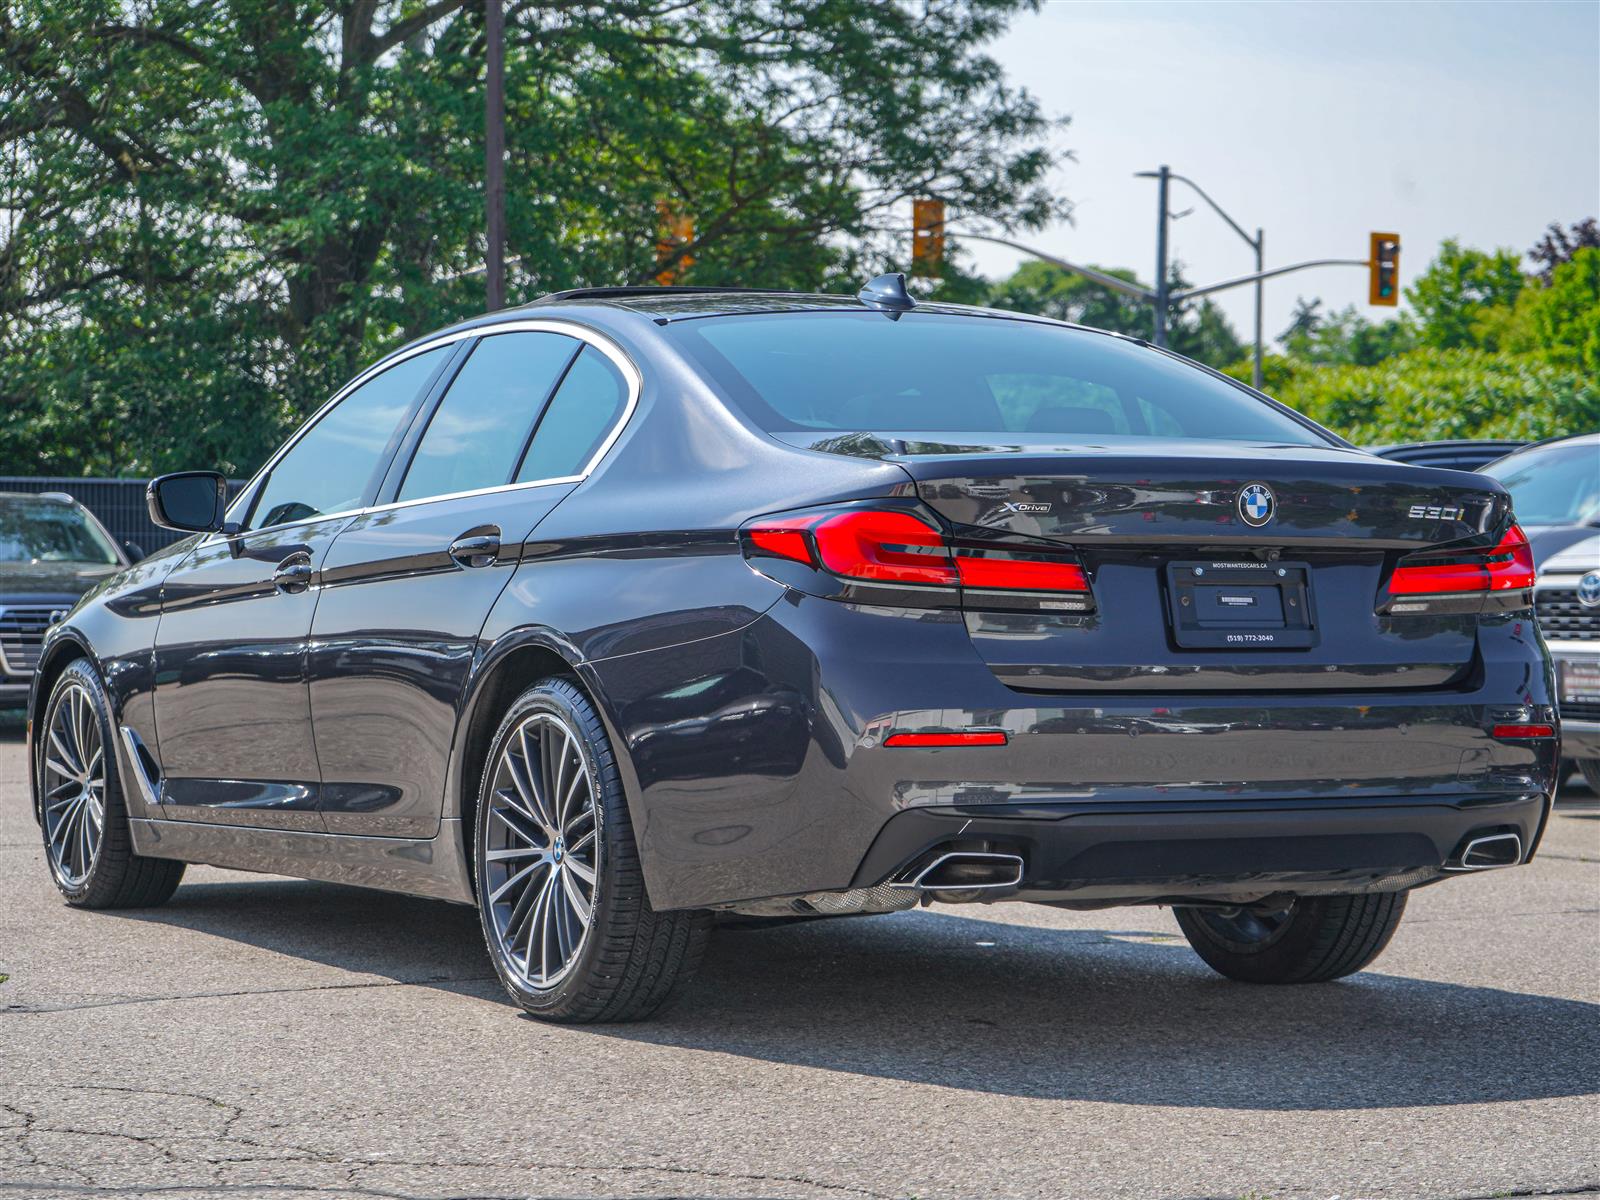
309;329;633;837
150;345;453;829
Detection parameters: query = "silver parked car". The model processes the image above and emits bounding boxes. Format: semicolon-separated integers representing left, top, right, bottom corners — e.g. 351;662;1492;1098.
1533;534;1600;790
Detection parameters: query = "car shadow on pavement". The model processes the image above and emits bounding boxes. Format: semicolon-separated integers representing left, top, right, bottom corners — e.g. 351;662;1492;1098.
103;875;1598;1113
608;908;1600;1112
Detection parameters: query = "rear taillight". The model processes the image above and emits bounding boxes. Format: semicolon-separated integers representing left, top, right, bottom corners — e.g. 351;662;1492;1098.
743;505;1092;607
1385;524;1535;610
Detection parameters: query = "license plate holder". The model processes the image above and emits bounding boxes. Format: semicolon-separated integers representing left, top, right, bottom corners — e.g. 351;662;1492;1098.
1560;659;1600;705
1165;560;1318;650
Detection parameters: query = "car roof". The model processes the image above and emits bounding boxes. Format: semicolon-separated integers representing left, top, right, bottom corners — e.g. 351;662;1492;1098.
520;284;1120;332
1480;430;1600;470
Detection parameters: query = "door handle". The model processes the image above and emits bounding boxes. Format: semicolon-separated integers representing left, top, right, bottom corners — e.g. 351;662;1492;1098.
448;532;501;569
273;555;314;594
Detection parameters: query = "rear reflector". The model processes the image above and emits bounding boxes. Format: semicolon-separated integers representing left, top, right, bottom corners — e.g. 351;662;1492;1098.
1491;723;1556;739
884;731;1009;748
1389;524;1536;596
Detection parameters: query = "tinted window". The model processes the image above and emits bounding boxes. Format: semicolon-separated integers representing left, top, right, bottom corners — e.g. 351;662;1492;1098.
1481;440;1600;526
0;500;119;564
398;332;579;502
515;346;629;482
670;312;1328;446
250;347;446;529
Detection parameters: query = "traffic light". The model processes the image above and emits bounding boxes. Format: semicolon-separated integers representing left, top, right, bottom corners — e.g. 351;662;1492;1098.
1369;232;1400;306
655;200;694;286
911;198;946;277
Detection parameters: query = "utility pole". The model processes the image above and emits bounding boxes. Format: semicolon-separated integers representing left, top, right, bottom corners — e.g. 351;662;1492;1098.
1152;165;1170;348
484;0;506;311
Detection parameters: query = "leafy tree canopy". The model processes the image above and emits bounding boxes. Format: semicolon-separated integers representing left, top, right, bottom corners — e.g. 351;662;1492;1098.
1;0;1066;476
983;259;1243;368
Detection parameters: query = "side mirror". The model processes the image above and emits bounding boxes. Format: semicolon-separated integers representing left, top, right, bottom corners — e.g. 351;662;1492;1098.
147;471;229;533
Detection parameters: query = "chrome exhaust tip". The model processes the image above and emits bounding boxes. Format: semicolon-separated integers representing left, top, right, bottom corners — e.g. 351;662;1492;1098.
1448;832;1523;872
890;851;1025;892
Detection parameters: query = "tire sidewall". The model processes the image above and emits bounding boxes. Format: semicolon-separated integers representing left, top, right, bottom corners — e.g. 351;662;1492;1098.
473;679;615;1017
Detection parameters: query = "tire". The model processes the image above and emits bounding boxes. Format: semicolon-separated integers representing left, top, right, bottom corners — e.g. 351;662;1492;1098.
472;677;709;1023
1174;891;1407;984
37;659;185;909
1579;759;1600;794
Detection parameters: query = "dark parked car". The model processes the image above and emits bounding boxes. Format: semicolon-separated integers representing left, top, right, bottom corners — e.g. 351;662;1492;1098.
1370;438;1526;472
1478;432;1600;566
0;492;132;706
27;279;1561;1022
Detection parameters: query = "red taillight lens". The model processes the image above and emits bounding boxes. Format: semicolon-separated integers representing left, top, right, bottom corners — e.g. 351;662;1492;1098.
1389;524;1535;596
811;510;957;586
955;553;1089;593
744;507;1092;600
884;730;1009;747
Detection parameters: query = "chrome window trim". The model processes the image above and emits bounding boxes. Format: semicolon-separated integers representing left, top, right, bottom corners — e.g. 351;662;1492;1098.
218;318;642;540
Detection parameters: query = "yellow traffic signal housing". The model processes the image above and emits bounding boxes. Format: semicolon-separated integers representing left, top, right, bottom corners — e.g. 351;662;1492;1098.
912;198;946;277
655;201;694;286
1369;232;1400;306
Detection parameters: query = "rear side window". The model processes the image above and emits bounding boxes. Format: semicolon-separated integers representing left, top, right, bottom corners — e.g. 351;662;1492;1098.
514;347;629;482
669;312;1329;447
398;332;580;502
250;346;448;529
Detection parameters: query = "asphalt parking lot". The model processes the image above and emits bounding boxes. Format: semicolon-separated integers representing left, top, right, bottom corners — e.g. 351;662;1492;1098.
1;728;1596;1200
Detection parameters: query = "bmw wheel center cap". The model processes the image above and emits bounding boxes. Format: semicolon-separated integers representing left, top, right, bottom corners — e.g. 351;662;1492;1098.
1237;483;1275;528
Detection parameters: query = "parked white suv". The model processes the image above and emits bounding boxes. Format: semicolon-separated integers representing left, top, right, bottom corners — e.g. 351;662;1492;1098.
1536;534;1600;790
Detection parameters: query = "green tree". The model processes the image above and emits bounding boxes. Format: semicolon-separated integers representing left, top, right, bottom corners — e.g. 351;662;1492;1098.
1521;246;1600;374
1268;349;1598;445
1405;239;1526;350
1276;298;1415;366
985;260;1243;368
1;0;1067;476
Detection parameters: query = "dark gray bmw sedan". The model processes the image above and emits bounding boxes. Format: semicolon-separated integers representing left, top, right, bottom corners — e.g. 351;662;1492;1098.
27;279;1561;1022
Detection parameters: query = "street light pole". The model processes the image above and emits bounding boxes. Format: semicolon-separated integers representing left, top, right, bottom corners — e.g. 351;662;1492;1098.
1253;227;1264;390
1138;168;1266;387
484;0;506;311
1152;164;1170;348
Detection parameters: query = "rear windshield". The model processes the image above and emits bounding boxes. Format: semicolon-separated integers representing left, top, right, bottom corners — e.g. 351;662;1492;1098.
669;311;1330;446
1480;440;1600;526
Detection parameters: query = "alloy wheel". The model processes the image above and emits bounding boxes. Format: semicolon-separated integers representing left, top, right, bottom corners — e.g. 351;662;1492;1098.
482;711;600;989
1191;902;1295;951
41;682;106;889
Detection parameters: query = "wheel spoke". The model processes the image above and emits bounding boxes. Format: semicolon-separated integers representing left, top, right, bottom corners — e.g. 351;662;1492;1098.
516;726;555;829
490;803;545;848
563;856;596;886
560;864;593;924
567;827;596;854
484;844;544;862
47;729;79;778
551;728;571;826
489;859;544;905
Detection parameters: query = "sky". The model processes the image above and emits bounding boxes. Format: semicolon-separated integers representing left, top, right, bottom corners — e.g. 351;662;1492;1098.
966;0;1600;344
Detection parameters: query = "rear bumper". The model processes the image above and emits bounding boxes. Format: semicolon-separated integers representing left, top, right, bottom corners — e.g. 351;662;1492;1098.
850;791;1549;905
592;593;1561;910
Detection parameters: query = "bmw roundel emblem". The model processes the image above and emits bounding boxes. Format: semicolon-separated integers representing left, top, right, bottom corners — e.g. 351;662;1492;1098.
1237;482;1275;528
1578;571;1600;609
